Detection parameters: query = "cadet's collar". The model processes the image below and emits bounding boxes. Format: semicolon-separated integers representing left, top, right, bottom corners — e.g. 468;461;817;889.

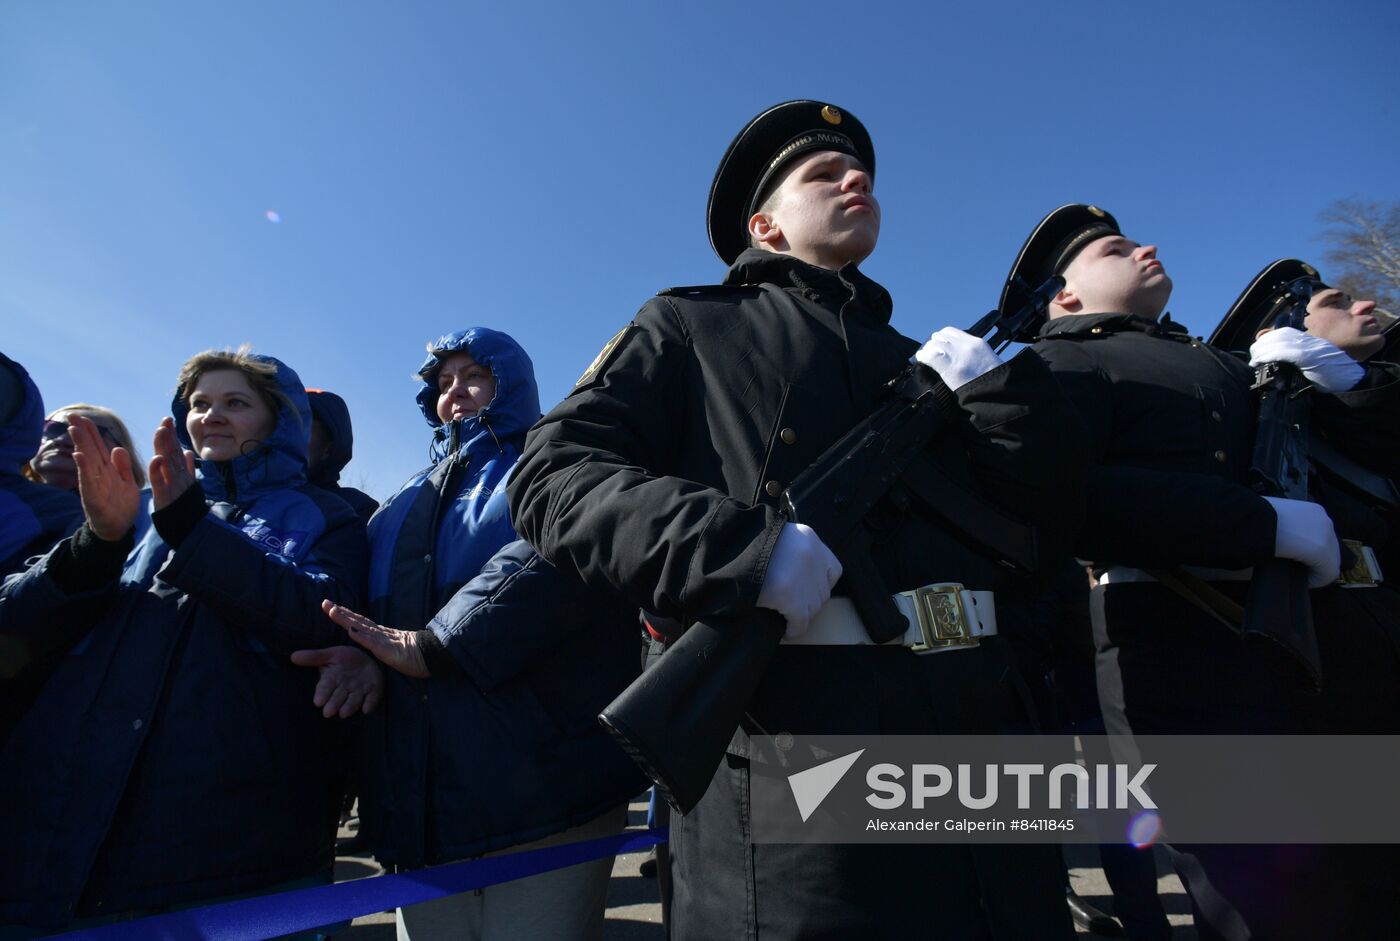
1037;311;1183;339
1158;312;1192;337
724;249;893;323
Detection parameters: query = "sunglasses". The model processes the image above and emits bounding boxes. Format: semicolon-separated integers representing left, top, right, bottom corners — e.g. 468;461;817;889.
41;419;121;446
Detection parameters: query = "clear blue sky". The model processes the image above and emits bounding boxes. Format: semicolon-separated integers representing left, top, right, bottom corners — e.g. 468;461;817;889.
4;0;1397;500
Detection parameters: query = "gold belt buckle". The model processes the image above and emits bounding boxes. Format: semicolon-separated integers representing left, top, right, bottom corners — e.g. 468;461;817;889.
903;583;978;653
1339;540;1384;588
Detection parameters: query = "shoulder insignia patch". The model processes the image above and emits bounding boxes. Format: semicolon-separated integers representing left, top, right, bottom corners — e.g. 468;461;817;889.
576;325;634;388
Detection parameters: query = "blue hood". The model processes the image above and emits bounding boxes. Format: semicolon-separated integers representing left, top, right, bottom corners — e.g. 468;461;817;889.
306;389;355;486
0;353;44;479
170;354;311;503
415;328;540;465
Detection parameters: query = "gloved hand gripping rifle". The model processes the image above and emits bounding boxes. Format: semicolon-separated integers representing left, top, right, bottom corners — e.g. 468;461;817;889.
598;276;1063;814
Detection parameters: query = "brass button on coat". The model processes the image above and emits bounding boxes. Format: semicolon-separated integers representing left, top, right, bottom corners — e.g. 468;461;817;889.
1211;410;1223;422
780;427;797;445
765;480;783;497
1090;327;1104;335
1214;450;1228;463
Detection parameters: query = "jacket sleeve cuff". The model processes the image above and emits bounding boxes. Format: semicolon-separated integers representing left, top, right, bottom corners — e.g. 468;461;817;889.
415;630;464;679
48;523;133;594
151;482;209;548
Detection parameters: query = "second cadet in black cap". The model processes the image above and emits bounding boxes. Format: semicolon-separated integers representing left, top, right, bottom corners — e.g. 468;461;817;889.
999;203;1121;333
509;102;1087;939
1006;206;1363;937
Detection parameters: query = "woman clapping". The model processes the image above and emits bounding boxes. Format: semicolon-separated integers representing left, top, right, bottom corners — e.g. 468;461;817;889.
0;348;370;937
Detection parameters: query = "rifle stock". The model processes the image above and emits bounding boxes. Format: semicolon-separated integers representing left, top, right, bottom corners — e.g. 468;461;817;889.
599;610;786;813
1242;557;1320;687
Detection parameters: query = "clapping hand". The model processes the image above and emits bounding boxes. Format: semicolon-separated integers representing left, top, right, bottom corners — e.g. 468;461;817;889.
69;413;140;541
289;645;385;717
322;600;431;678
150;417;199;511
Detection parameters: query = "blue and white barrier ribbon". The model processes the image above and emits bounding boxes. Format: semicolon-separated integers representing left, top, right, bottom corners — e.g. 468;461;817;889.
50;829;668;941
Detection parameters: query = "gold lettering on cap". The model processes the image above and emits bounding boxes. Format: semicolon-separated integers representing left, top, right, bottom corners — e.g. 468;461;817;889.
821;105;842;125
1088;205;1106;218
768;132;854;171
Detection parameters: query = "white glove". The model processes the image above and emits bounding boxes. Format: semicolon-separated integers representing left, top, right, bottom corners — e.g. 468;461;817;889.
757;522;843;638
1249;327;1364;394
913;327;1003;392
1263;496;1341;588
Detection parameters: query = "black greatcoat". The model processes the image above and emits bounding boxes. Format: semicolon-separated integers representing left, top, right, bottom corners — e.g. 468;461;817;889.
1030;312;1298;737
1300;360;1400;736
508;249;1086;940
1281;361;1400;940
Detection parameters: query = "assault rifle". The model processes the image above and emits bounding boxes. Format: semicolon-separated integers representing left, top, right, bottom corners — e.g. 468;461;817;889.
599;276;1062;813
1245;278;1323;688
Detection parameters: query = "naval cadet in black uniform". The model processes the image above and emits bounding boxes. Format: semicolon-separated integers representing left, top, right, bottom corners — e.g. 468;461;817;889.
507;101;1086;939
1001;205;1343;736
1206;261;1400;936
998;206;1346;941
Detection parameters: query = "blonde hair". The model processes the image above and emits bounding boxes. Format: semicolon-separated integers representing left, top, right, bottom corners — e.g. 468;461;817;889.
25;403;147;487
175;346;296;437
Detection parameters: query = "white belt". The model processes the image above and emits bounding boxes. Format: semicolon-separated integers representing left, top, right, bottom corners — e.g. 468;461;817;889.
782;583;997;654
1100;549;1383;589
1098;565;1252;586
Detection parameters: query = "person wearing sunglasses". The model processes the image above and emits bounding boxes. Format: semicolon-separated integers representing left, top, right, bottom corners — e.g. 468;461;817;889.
27;404;146;494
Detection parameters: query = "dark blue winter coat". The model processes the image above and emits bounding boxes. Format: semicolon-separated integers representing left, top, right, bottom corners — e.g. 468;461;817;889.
359;328;642;868
0;355;368;932
0;353;82;577
306;388;379;528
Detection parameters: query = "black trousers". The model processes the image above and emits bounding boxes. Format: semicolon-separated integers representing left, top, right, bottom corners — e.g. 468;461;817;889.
1093;582;1400;940
668;640;1073;941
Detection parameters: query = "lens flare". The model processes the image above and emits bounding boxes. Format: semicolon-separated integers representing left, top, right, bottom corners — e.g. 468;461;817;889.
265;210;282;224
1127;810;1163;848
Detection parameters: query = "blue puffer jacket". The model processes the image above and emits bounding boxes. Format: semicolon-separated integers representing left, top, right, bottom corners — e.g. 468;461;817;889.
366;328;539;611
360;328;642;868
0;352;82;577
0;355;368;932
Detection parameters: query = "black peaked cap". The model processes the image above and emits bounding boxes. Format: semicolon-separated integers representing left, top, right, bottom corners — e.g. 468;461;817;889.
1209;260;1327;354
999;204;1121;340
707;100;875;266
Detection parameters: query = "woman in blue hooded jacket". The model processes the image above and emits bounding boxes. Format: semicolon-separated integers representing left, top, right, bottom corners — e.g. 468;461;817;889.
310;328;639;941
0;348;368;936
